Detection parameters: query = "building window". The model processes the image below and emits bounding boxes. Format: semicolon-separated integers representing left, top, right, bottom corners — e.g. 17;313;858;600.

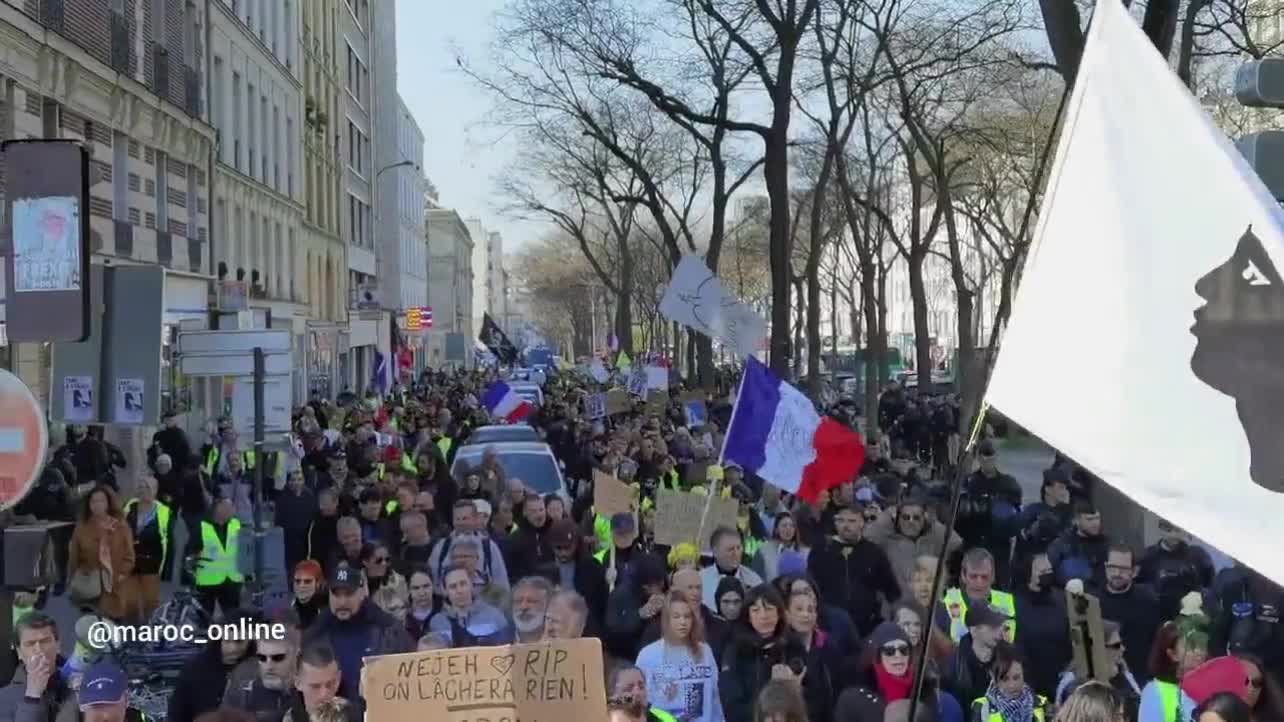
112;131;128;220
232;72;242;169
155;151;169;229
272;104;280;190
247;83;256;177
260;95;268;183
286;116;295;196
213;56;225;161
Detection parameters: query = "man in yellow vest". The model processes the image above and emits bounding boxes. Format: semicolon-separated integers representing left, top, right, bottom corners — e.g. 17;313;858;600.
186;497;243;616
940;547;1018;643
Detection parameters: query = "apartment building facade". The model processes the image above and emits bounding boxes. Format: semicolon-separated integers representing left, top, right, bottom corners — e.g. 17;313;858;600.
299;0;346;399
0;0;215;449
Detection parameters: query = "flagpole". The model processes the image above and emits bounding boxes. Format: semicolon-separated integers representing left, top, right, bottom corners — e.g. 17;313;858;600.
695;356;749;554
904;12;1093;722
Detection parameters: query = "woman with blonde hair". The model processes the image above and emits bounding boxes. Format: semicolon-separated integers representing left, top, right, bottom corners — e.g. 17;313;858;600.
636;591;723;722
1055;682;1127;722
68;485;136;619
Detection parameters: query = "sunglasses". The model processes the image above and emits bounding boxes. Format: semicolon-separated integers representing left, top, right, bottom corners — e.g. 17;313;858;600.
293;578;314;585
899;514;923;522
258;653;288;663
373;557;390;564
1249;677;1264;689
881;644;911;657
1105;641;1124;650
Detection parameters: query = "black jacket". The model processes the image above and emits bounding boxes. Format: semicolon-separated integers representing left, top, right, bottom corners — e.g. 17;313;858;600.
942;635;994;708
125;501;172;577
807;537;901;636
1096;583;1161;685
169;642;251;722
1138;541;1215;620
507;518;556;581
718;631;811;722
1014;585;1072;699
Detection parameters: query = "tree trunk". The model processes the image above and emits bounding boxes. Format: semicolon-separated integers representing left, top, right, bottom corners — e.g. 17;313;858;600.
614;279;634;358
829;271;839;389
860;263;881;432
877;263;890;390
696;334;715;389
766;134;794;378
907;253;933;394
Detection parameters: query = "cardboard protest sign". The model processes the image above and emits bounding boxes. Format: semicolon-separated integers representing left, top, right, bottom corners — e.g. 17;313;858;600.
593;469;635;518
605;388;632;416
645;390;669;414
654;487;739;548
362;638;607;722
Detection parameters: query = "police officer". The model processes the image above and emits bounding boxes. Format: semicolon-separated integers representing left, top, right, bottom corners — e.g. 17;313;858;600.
187;496;244;615
1139;519;1215;621
954;441;1023;585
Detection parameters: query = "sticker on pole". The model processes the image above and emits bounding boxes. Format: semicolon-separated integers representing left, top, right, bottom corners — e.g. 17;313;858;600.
0;368;48;510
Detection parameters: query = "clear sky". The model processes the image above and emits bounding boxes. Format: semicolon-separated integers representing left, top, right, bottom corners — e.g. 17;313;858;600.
395;0;543;252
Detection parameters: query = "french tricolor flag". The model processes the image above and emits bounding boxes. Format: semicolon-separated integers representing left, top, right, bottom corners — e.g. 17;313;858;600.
482;380;533;423
723;357;864;502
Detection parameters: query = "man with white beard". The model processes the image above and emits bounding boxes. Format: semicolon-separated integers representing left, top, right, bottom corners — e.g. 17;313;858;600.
511;577;554;643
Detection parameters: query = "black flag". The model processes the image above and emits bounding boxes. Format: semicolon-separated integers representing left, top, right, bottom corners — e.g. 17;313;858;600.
480;313;519;364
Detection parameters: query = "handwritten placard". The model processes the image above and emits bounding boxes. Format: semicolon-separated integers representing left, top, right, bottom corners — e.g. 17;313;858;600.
361;638;607;722
653;488;739;549
605;388;632;416
593;469;634;518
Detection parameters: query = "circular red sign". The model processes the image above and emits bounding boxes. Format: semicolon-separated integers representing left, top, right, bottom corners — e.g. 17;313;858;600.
0;369;48;511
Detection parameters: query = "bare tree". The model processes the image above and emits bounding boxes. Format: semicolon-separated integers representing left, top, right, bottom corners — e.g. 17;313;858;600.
544;0;821;377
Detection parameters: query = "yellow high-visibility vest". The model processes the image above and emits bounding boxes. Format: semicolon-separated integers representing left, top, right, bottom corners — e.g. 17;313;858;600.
942;587;1016;642
194;519;243;586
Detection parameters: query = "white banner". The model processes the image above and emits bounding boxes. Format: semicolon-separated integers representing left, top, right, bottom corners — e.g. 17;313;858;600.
986;0;1284;583
659;255;766;357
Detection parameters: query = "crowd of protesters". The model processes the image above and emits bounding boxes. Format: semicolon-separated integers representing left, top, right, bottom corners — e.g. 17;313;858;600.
1;362;1280;722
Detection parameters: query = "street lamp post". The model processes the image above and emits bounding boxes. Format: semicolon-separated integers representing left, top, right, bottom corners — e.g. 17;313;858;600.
371;158;418;305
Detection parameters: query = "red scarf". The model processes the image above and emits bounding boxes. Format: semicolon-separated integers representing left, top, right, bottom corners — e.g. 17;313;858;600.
874;662;914;702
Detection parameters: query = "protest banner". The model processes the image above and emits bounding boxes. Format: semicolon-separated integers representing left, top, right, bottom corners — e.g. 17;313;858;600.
654;487;738;549
605;388;632;416
593;469;635;518
361;638;607;722
684;400;708;427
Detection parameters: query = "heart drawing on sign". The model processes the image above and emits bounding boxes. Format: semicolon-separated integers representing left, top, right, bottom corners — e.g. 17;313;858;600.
490;654;516;676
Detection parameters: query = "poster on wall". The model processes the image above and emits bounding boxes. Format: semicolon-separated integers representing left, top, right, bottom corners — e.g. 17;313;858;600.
114;378;144;425
13;196;82;292
63;375;95;423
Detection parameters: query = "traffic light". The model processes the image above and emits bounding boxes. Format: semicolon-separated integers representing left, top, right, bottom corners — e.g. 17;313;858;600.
1234;58;1284;200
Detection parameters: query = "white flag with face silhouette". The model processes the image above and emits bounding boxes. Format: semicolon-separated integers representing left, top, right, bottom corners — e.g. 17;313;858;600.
986;0;1284;583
